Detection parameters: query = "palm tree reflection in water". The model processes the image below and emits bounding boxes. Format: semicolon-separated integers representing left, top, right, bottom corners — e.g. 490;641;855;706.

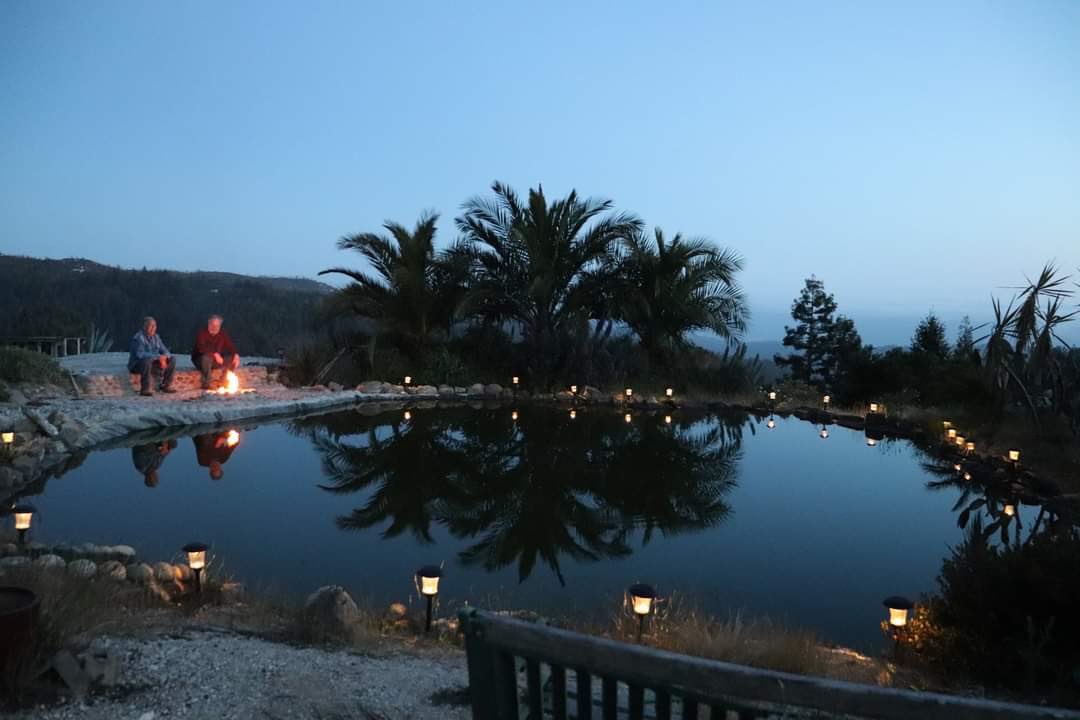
301;407;744;585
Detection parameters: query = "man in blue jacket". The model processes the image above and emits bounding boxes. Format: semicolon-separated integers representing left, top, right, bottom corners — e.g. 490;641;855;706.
128;316;177;396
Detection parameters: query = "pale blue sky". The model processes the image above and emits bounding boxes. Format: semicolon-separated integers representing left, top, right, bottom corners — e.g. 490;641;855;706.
2;1;1078;343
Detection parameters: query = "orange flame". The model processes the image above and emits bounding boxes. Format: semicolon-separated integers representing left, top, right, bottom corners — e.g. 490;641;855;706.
226;429;240;447
214;370;240;395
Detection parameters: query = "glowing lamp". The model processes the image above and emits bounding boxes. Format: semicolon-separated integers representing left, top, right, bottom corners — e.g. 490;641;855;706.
766;417;776;430
512;376;519;386
1004;503;1016;517
511;410;519;421
403;376;412;385
625;388;633;398
869;402;879;413
13;503;34;532
883;596;914;628
416;565;442;632
569;410;576;420
403;410;412;421
953;463;962;472
664;415;672;425
955;435;965;447
943;421;952;430
963;472;972;481
947;428;957;440
628;583;657;641
570;385;578;394
819;426;829;439
624;413;632;424
1;431;13;446
866;437;877;447
1007;449;1020;463
665;388;673;397
182;541;208;592
417;565;441;596
768;391;777;401
965;441;975;453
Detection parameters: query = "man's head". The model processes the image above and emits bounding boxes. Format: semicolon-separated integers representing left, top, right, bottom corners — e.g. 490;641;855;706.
144;469;159;487
209;461;224;481
207;315;223;335
142;316;157;336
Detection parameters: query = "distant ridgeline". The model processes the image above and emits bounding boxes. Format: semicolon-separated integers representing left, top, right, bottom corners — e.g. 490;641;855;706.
0;255;332;356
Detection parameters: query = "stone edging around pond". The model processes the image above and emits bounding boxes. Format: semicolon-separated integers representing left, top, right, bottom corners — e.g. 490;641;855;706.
2;380;1075;517
0;540;209;601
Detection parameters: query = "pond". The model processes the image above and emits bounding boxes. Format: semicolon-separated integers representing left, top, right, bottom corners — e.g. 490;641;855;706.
10;405;1044;652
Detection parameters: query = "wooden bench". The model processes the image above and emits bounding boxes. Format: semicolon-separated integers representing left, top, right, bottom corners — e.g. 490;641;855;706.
459;609;1080;720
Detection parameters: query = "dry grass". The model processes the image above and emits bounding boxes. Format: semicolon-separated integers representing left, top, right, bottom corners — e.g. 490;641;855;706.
608;603;828;677
0;565;152;707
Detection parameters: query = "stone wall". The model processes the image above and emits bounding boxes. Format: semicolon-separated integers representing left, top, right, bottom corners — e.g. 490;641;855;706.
74;366;268;397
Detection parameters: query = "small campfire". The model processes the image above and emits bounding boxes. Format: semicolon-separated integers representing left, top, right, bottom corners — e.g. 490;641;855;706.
204;370;256;396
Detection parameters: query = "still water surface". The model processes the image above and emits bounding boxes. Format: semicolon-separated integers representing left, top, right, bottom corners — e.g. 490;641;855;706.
19;406;1034;651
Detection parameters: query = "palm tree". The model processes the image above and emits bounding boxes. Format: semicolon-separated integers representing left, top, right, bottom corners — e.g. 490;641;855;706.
455;182;642;385
616;228;748;365
319;212;457;361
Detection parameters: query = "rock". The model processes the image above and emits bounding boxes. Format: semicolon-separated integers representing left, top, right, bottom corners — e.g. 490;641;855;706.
68;558;97;578
303;585;359;636
59;422;86;449
126;563;154;583
175;564;193;582
0;466;20;490
153;562;177;582
23;407;60;437
99;560;127;581
437;385;455;398
415;385;439;397
75;542;97;557
327;382;344;392
108;545;137;562
484;383;503;396
357;381;385;394
33;554;67;571
454;386;468;395
0;556;30;568
468;383;485;396
555;391;574;401
387;602;408;619
0;543;19;556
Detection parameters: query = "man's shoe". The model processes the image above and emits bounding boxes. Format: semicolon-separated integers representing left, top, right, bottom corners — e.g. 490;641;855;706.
140;390;154;397
160;386;178;394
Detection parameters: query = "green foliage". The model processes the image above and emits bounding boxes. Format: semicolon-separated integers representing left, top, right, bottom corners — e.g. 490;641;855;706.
0;347;67;387
980;264;1076;427
0;256;324;356
953;315;977;360
913;517;1080;696
615;228;748;364
774;276;862;388
911;312;950;359
319;212;464;361
455;181;643;386
86;323;113;353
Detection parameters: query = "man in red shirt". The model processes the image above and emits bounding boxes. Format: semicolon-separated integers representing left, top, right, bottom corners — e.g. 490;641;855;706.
191;314;241;390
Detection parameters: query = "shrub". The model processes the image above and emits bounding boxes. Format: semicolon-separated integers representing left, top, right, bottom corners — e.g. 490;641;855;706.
0;347;67;387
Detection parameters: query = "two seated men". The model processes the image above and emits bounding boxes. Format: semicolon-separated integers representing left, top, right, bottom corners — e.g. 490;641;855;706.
127;314;241;395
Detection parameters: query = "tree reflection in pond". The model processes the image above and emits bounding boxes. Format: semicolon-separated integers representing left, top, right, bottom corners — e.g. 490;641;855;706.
295;407;744;585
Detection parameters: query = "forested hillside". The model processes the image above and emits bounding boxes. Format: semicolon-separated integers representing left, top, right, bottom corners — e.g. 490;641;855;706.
0;255;330;356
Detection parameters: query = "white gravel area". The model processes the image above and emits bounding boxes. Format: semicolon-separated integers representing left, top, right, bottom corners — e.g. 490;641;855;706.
15;631;471;720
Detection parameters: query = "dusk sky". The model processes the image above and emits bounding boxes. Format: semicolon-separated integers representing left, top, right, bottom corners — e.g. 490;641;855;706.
2;1;1078;343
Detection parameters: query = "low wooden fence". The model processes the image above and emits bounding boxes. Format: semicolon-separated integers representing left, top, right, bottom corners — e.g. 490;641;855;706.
0;336;86;357
460;609;1080;720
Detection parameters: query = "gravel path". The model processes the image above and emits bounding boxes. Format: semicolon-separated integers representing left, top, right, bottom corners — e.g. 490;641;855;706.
14;631;471;720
